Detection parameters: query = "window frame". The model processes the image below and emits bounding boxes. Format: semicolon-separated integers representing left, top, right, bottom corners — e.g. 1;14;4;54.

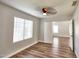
13;17;33;43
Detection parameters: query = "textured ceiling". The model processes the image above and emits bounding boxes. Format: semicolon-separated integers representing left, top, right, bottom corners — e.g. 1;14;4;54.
0;0;78;20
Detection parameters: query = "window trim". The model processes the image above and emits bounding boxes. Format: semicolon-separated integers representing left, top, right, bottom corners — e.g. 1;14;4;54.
13;17;33;43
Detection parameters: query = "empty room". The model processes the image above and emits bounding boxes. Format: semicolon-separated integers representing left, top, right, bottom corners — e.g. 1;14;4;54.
0;0;79;58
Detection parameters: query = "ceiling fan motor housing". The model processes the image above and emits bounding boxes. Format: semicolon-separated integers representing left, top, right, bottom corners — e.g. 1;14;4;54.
42;8;48;13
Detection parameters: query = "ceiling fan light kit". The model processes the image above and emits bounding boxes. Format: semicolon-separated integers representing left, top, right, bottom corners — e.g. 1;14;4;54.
43;13;47;15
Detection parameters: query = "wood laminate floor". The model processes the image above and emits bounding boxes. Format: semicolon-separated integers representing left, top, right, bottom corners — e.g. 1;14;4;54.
11;37;76;58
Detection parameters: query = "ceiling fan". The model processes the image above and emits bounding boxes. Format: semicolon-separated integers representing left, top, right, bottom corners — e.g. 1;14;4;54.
41;7;57;15
38;0;77;16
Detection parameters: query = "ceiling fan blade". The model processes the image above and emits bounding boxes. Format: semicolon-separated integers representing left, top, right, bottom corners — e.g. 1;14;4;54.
47;7;56;11
47;11;57;14
35;6;43;12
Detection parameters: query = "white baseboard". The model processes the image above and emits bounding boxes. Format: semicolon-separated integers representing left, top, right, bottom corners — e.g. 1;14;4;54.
4;41;38;58
75;51;79;58
38;40;44;42
38;40;52;44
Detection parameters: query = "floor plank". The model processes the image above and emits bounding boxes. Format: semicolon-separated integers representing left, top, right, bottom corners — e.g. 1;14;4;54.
10;37;76;58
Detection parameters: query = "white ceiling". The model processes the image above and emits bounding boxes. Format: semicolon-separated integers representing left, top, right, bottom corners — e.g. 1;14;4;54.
0;0;78;19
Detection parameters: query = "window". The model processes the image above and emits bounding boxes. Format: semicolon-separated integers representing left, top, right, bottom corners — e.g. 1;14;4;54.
13;17;24;43
24;20;33;39
13;17;33;43
52;22;59;33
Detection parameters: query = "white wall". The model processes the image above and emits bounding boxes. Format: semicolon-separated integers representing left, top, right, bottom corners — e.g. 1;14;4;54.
39;21;44;42
73;4;79;57
39;21;53;43
44;22;53;43
0;3;40;57
69;20;73;50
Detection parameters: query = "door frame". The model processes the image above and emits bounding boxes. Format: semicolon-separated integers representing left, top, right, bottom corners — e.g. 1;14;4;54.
72;19;75;52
